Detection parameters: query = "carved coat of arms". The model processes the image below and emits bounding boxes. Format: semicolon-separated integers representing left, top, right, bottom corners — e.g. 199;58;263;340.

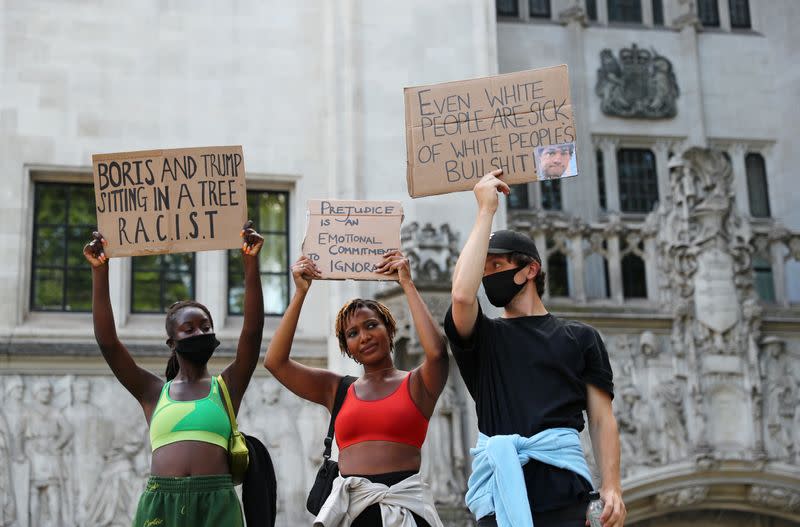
595;43;679;119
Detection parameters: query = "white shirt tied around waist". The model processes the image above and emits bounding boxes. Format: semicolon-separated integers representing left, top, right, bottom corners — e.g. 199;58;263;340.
313;472;443;527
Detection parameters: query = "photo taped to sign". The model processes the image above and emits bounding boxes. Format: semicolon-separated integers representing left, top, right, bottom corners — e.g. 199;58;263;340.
302;199;404;281
404;65;577;198
92;145;247;257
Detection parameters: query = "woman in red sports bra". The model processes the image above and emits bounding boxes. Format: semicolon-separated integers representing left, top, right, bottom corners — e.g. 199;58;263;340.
265;250;448;527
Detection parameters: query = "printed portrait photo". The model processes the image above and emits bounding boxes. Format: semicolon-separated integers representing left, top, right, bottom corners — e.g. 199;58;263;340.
535;142;577;181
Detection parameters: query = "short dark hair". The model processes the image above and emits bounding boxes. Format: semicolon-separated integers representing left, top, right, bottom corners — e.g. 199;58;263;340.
507;252;546;297
335;299;397;360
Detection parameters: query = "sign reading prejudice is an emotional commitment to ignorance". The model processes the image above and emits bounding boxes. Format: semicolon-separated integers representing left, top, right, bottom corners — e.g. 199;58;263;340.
404;65;577;198
303;200;403;280
92;146;247;257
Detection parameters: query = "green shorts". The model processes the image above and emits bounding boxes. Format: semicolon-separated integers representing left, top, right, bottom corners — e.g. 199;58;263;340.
132;474;243;527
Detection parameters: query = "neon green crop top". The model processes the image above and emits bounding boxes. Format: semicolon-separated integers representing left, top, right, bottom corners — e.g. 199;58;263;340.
149;376;232;452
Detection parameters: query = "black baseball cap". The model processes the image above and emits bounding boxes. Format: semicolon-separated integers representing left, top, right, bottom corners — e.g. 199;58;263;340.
488;230;540;261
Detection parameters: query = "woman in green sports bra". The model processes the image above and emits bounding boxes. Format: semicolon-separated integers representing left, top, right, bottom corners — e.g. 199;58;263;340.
83;221;265;527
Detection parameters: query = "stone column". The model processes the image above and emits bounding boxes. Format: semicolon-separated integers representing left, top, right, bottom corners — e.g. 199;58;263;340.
568;221;587;302
558;5;596;220
600;139;621;212
729;143;750;217
534;231;549;300
605;218;624;304
770;238;787;307
653;141;671;208
673;11;707;147
596;0;609;25
641;0;654;27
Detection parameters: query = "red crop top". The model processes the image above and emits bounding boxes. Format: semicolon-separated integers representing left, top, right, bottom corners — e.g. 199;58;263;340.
335;373;429;450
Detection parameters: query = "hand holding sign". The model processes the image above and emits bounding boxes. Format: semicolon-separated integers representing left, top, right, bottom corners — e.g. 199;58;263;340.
291;255;323;293
241;220;265;257
375;250;410;285
473;169;509;214
83;232;108;267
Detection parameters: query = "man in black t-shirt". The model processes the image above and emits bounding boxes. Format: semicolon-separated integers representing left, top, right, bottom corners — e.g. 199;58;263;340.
446;169;626;527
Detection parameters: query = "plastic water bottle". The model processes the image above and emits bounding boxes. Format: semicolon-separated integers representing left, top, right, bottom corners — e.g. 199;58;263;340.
587;491;604;527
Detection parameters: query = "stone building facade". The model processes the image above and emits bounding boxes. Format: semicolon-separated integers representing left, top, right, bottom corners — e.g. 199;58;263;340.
0;1;798;526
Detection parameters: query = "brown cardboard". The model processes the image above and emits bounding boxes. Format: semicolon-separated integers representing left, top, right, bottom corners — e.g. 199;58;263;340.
92;145;247;257
302;199;403;280
404;65;577;198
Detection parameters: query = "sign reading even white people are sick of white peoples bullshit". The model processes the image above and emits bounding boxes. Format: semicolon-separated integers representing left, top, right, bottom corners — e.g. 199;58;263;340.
404;65;578;198
92;146;247;257
303;199;403;280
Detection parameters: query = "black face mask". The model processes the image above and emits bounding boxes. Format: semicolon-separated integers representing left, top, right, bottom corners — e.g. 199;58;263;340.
174;333;220;365
482;266;526;307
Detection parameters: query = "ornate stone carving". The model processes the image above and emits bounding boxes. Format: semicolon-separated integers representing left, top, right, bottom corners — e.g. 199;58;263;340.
20;379;73;527
84;430;145;525
656;380;689;462
748;486;800;512
654;485;709;508
694;249;739;333
639;330;660;359
595;44;679;119
0;410;16;526
422;375;468;505
401;222;459;286
759;338;798;461
617;383;660;475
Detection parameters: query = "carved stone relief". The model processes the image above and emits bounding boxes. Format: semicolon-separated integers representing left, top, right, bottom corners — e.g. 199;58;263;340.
595;44;679;119
654;485;709;509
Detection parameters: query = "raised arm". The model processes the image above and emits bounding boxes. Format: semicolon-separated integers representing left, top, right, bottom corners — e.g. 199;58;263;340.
450;169;508;340
222;221;265;412
377;250;448;417
84;233;162;410
587;385;627;527
264;255;341;411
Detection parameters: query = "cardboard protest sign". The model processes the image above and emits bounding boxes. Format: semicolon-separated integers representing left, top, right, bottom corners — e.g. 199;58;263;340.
404;65;577;198
302;200;403;280
92;146;247;257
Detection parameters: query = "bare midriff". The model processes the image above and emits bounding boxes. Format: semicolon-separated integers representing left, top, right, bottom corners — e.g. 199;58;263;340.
151;440;229;477
338;441;422;476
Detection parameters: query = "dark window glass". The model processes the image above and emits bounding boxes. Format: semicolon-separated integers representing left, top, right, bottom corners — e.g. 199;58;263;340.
496;0;519;17
529;0;551;18
508;184;530;209
547;251;570;297
31;183;96;312
729;0;751;28
617;149;658;213
541;179;562;211
753;257;775;302
597;149;607;210
228;191;290;316
621;253;647;298
131;253;195;313
698;0;720;26
652;0;664;25
746;153;770;218
587;0;598;21
608;0;642;23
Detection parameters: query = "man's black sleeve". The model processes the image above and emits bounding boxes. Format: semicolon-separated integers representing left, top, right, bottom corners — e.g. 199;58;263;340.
443;303;484;398
582;327;614;398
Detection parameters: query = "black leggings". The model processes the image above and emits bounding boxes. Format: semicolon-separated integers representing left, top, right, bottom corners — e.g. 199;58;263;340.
476;501;586;527
340;470;432;527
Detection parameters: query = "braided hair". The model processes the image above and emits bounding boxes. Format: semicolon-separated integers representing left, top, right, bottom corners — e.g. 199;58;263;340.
334;298;397;360
164;300;214;381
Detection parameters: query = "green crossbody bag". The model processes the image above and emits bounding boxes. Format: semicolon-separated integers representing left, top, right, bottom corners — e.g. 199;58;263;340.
217;375;249;485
